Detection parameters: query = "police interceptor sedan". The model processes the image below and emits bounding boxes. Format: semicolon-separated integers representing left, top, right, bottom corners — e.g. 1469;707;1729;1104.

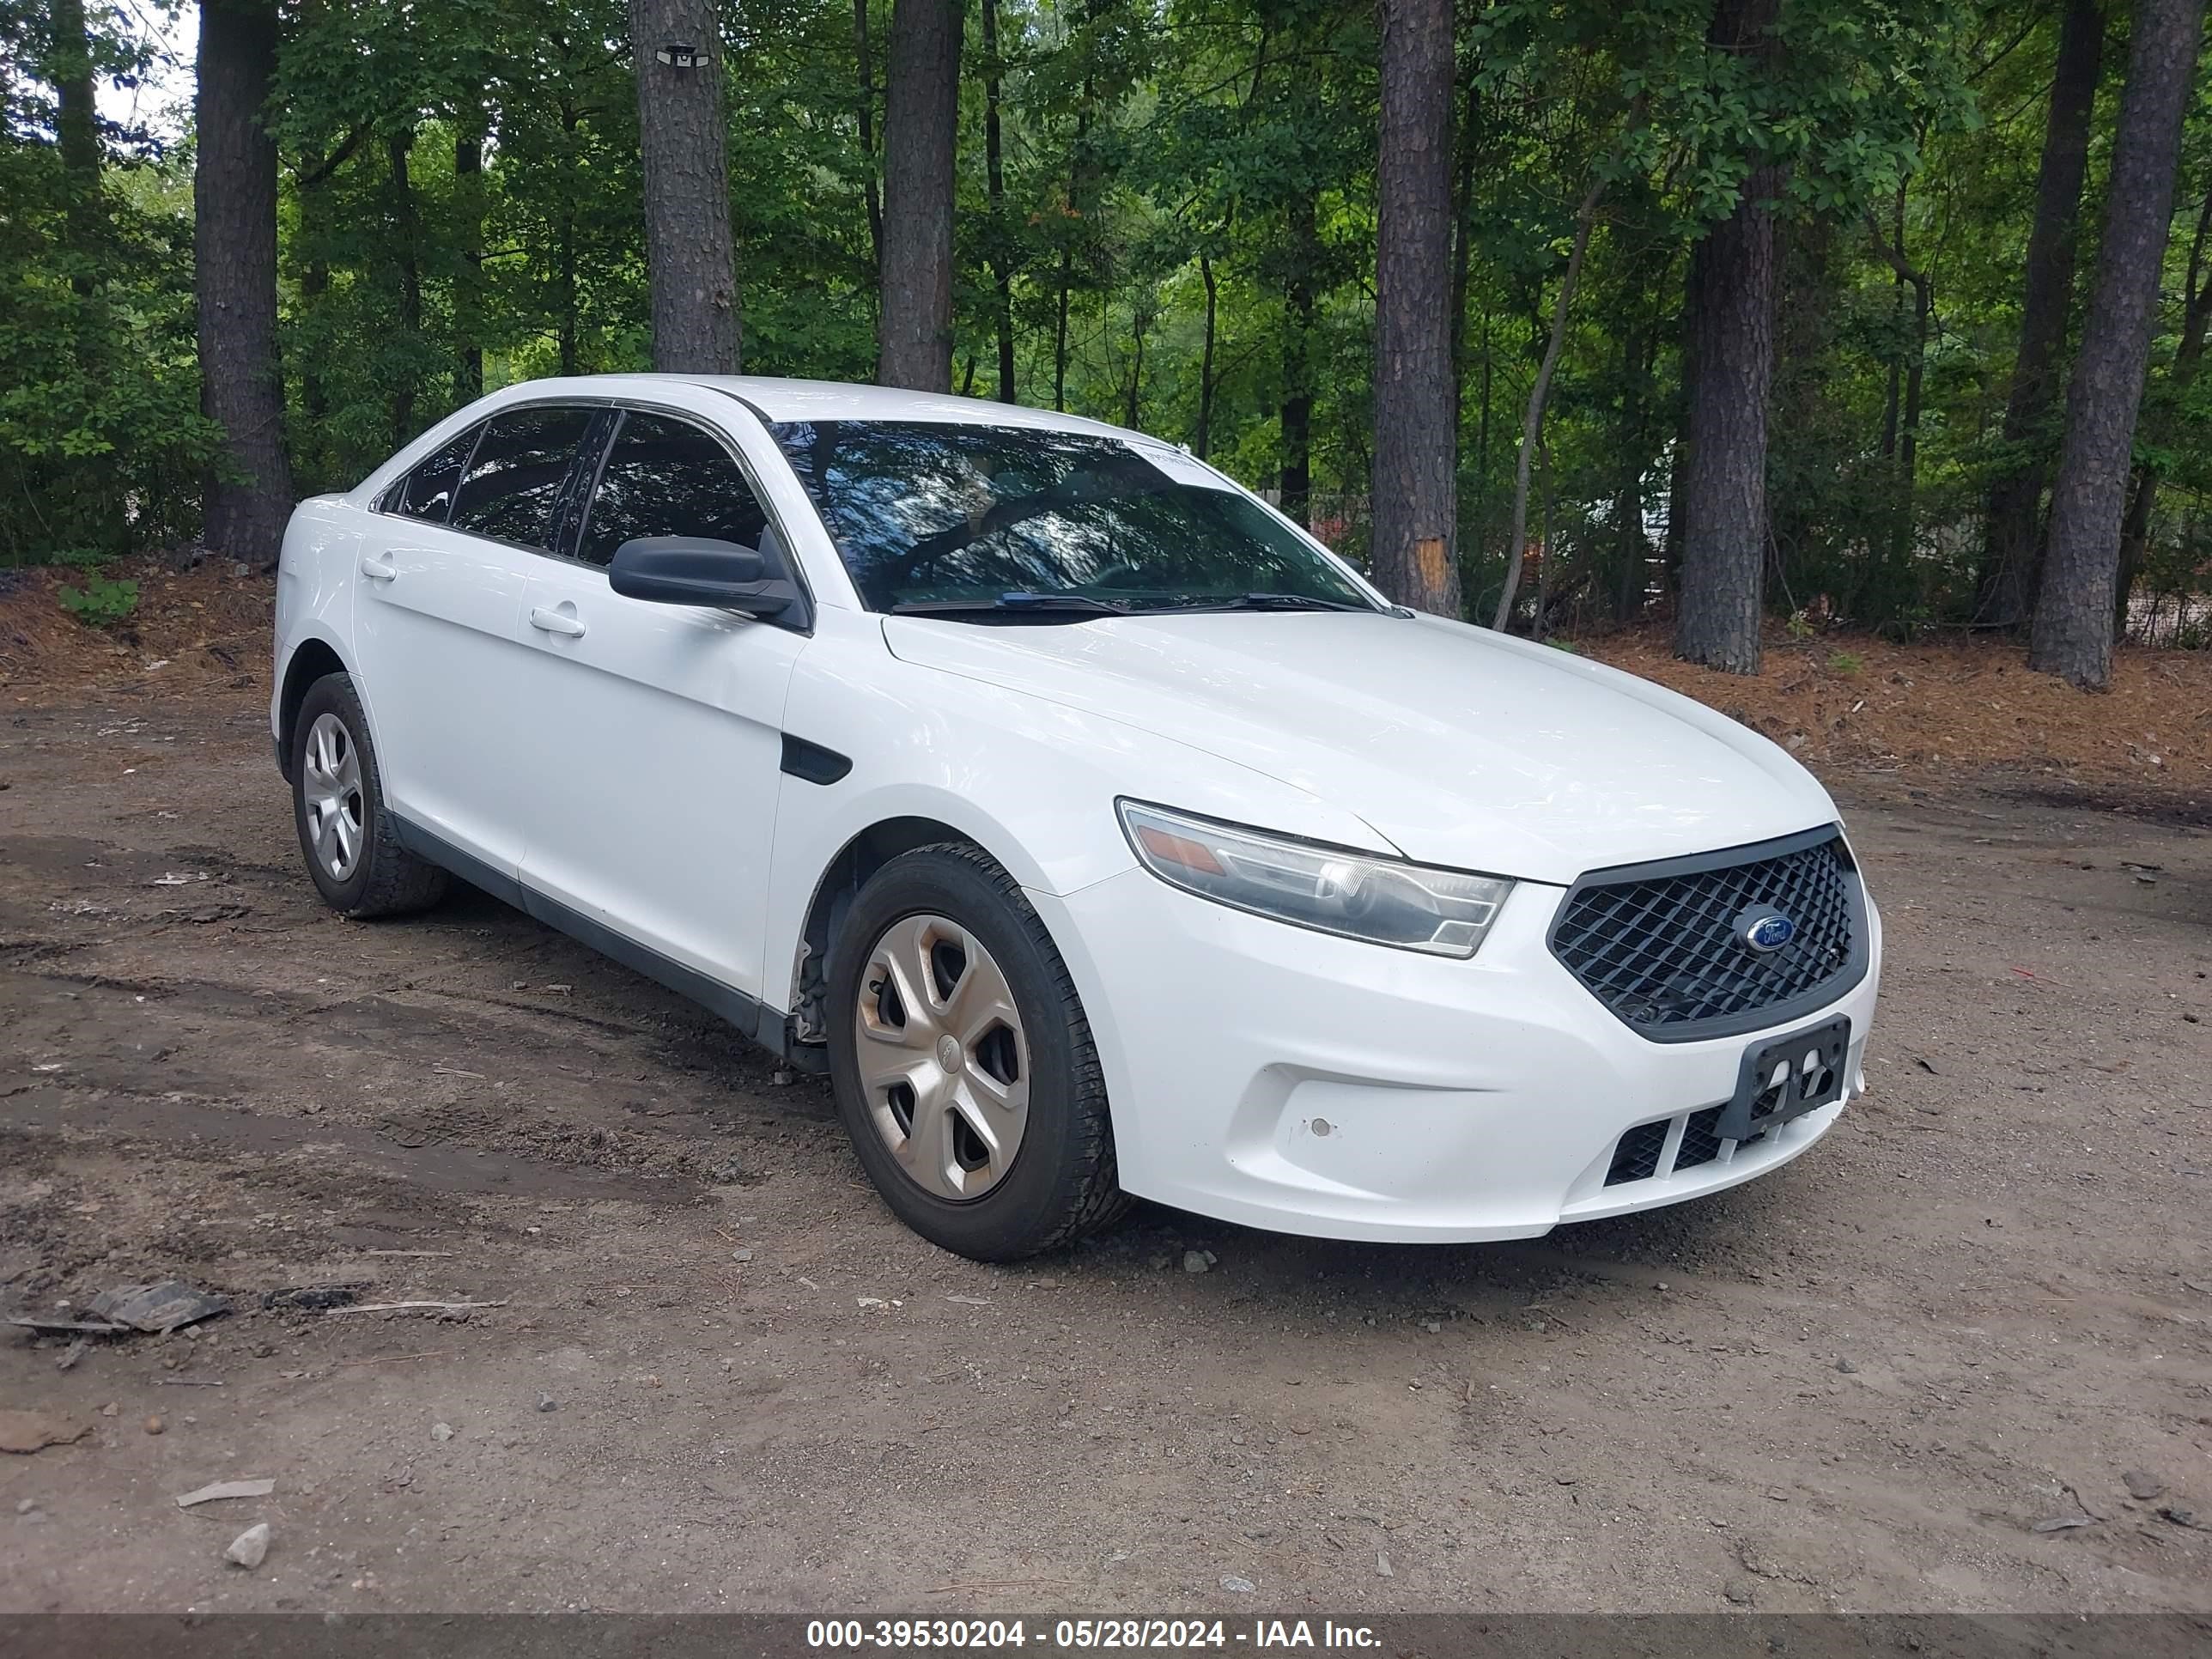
271;374;1881;1261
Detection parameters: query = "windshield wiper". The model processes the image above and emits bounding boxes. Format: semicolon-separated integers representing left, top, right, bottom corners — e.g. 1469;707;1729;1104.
890;591;1133;619
1239;591;1373;611
1153;591;1375;613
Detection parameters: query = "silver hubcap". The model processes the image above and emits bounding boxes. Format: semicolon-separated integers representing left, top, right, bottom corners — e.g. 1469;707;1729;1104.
301;711;366;882
854;913;1030;1200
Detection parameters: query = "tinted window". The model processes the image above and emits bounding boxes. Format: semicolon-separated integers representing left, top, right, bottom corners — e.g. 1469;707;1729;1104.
389;424;482;522
577;411;771;568
549;409;621;560
771;420;1374;614
448;406;597;549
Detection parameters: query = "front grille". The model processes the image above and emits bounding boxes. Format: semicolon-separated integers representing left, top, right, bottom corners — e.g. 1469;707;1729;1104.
1550;827;1866;1042
1604;1121;1669;1185
1605;1100;1777;1186
1736;1085;1784;1151
1674;1106;1727;1170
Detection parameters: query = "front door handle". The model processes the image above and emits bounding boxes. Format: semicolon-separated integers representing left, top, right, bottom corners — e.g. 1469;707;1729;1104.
359;553;398;582
529;605;586;639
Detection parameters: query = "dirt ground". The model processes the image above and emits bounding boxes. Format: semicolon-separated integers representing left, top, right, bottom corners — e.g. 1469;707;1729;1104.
2;576;2210;1616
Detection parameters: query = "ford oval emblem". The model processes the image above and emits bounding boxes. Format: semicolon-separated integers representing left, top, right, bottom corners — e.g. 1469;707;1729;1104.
1739;908;1796;954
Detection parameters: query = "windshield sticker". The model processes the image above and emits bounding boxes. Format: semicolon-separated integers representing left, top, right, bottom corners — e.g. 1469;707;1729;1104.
1136;446;1235;493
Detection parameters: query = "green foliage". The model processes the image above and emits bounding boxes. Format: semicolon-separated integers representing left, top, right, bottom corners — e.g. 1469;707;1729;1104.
3;0;2204;641
0;0;219;566
1826;649;1863;674
57;567;138;626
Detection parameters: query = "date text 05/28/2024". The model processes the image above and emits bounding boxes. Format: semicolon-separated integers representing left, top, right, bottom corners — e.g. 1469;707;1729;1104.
805;1620;1382;1650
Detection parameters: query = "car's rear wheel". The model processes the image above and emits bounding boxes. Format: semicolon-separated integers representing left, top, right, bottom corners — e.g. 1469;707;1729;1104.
827;843;1127;1261
290;673;448;919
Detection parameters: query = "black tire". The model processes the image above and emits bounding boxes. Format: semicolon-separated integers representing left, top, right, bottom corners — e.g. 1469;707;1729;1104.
827;842;1129;1261
289;672;448;919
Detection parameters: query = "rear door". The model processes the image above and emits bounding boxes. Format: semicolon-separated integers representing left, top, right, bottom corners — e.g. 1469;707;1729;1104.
350;404;601;878
510;406;810;1008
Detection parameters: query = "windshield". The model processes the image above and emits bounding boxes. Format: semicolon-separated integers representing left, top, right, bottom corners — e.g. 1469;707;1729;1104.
769;419;1380;616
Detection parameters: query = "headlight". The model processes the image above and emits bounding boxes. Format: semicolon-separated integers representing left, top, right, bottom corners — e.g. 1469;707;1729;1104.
1117;799;1513;958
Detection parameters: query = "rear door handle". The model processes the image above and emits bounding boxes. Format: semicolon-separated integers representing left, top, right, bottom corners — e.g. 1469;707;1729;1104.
359;553;398;582
529;605;586;639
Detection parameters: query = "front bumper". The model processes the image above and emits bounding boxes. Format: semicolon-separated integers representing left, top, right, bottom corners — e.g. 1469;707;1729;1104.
1030;865;1881;1243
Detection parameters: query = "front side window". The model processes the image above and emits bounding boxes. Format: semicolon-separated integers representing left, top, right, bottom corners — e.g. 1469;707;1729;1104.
577;411;771;568
388;424;482;522
770;419;1377;615
448;406;597;550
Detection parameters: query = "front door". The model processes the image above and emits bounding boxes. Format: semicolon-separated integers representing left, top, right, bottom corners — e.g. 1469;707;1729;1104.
511;406;808;1008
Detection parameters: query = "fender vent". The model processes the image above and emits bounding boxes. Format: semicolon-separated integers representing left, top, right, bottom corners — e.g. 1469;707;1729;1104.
781;734;852;787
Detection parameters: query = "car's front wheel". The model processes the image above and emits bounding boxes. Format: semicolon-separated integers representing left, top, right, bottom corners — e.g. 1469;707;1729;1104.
827;843;1127;1261
289;672;448;919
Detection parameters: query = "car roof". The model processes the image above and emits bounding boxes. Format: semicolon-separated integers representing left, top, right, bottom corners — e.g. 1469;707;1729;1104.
595;374;1155;441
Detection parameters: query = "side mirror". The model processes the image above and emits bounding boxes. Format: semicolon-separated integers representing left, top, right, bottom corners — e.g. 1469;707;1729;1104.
608;537;807;625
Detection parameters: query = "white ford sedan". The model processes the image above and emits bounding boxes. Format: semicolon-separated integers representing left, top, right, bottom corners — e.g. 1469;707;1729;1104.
272;374;1881;1261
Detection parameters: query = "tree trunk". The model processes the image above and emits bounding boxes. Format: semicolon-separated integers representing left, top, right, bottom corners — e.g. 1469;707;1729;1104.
1662;413;1689;592
1370;0;1461;615
455;124;485;401
1612;475;1646;623
1449;66;1484;600
1054;249;1073;410
1492;181;1603;629
1533;431;1554;638
195;0;295;568
1897;273;1929;562
559;145;580;376
386;130;422;446
46;0;116;543
295;125;339;477
47;0;102;285
1279;189;1318;528
1048;17;1103;416
629;0;742;374
1673;0;1780;674
1474;311;1492;557
1661;251;1697;596
2114;182;2212;630
1613;291;1663;623
1124;304;1147;428
2030;0;2207;688
300;262;330;428
981;0;1016;402
1978;0;2104;627
1196;252;1218;459
1448;75;1479;419
2112;469;2154;636
855;0;884;285
1867;193;1932;571
878;0;963;391
1877;262;1903;459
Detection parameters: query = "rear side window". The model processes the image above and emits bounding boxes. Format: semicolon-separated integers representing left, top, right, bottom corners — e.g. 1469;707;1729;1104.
577;411;770;568
449;406;597;550
387;424;482;522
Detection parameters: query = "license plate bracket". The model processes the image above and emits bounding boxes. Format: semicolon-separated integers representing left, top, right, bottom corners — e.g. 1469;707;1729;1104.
1718;1017;1851;1144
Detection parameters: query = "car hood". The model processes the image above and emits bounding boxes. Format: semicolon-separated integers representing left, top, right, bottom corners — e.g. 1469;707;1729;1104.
882;610;1838;885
